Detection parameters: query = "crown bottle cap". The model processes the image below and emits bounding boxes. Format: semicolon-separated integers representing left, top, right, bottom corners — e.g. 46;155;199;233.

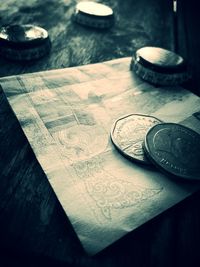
73;1;114;29
131;47;190;86
0;24;51;61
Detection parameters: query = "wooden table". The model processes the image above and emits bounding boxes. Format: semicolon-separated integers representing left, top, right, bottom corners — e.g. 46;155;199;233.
0;1;200;266
0;0;175;77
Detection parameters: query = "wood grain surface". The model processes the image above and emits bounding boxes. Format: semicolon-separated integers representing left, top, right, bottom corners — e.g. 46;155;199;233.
0;0;174;76
0;1;200;266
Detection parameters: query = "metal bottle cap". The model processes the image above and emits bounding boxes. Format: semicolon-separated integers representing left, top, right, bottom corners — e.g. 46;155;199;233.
131;47;190;86
0;24;51;61
73;1;114;29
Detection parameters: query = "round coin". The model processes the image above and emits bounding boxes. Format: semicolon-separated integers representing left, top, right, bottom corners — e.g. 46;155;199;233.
110;114;162;164
73;1;114;29
144;123;200;180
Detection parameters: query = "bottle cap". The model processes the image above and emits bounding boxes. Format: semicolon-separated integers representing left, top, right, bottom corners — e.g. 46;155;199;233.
0;24;51;61
131;47;190;86
73;1;114;29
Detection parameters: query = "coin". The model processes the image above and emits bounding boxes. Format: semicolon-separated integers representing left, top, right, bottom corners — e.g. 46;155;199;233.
110;114;162;164
130;46;190;86
0;24;51;61
73;1;114;29
144;123;200;180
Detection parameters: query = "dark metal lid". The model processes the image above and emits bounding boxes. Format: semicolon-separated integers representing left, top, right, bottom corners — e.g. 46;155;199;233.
144;123;200;180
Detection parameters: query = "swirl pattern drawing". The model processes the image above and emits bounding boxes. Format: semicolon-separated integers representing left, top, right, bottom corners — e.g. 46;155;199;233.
85;177;163;220
53;125;108;162
73;157;163;220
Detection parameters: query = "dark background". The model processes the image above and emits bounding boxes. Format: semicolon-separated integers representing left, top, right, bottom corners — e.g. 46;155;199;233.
176;0;200;96
0;1;200;266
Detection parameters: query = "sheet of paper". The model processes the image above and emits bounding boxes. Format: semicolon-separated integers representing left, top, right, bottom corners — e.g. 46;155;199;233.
1;57;200;255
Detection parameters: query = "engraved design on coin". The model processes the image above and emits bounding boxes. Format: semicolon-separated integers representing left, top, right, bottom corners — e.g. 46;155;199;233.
144;123;200;179
111;114;162;164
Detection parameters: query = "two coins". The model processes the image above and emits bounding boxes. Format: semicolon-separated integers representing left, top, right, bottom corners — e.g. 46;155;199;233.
111;114;200;180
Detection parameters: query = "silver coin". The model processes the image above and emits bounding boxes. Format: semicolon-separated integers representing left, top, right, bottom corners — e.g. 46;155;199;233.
144;123;200;179
110;114;162;164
